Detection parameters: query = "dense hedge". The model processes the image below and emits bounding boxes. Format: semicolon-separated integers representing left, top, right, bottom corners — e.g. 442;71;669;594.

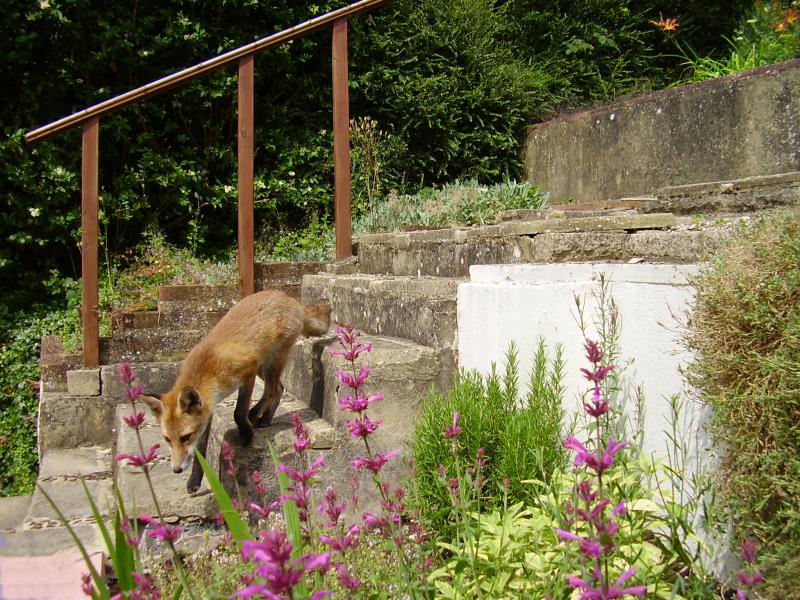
0;0;748;308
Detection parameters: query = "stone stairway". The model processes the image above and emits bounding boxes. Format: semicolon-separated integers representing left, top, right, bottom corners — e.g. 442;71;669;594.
2;171;798;596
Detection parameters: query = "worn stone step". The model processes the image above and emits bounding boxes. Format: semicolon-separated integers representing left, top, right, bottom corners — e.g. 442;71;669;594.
356;213;733;276
283;333;444;515
0;528;104;560
24;447;113;530
111;310;160;333
301;273;462;352
100;328;205;363
100;360;182;402
0;495;32;535
645;170;800;215
38;393;113;454
255;261;326;295
114;378;335;520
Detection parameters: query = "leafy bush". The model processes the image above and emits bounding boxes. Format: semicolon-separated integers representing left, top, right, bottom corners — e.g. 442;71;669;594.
410;341;568;536
672;1;800;83
686;209;800;598
0;308;80;496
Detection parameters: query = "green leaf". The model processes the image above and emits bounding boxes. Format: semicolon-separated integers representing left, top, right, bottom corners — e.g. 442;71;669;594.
194;449;251;543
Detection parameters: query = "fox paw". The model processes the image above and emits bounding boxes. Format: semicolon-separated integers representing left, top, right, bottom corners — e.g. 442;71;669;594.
186;476;202;494
239;426;254;446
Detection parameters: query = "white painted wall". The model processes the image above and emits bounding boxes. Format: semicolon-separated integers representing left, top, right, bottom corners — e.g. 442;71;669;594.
457;263;701;459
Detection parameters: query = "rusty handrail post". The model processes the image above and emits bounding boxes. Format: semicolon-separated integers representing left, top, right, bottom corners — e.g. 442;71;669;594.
238;55;255;298
81;118;100;368
332;17;352;260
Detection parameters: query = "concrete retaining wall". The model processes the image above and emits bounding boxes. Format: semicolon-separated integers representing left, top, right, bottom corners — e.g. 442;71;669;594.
524;59;800;203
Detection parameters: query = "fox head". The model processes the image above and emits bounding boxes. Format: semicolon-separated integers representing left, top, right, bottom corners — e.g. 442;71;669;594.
141;386;211;474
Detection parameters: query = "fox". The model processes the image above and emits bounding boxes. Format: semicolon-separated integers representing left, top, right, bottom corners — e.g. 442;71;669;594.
141;289;331;493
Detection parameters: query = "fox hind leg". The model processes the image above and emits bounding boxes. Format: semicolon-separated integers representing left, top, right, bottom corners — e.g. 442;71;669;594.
249;353;287;428
234;374;256;446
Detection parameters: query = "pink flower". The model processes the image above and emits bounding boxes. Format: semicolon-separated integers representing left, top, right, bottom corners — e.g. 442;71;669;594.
336;366;370;389
221;440;236;462
584;386;609;418
125;384;144;402
334;562;362;590
346;414;383;438
117;362;135;384
567;566;646;598
444;411;462;439
139;514;181;543
123;411;146;428
351;449;399;474
338;391;383;413
116;443;160;467
556;528;602;558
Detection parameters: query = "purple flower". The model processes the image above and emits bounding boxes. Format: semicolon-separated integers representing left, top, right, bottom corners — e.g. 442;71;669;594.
584;386;610;418
317;486;346;526
123;411;146;428
567;566;646;599
116;443;160;468
338;391;383;413
139;514;181;544
740;538;759;563
335;562;362;590
351;449;399;474
81;573;94;597
564;436;626;475
336;366;370;389
580;364;616;384
329;342;373;361
445;411;462;439
346;414;383;438
221;440;236;462
556;528;602;558
584;340;604;364
125;384;144;402
239;530;330;597
117;362;135;384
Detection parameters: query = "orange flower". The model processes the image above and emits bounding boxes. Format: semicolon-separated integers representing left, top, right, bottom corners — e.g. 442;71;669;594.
649;12;679;32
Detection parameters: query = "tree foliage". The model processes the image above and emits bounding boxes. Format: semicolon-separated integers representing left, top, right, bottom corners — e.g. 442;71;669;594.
0;0;748;306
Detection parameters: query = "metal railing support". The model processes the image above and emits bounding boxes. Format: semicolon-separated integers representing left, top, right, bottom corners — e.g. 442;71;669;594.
81;118;100;368
332;17;352;260
238;55;255;298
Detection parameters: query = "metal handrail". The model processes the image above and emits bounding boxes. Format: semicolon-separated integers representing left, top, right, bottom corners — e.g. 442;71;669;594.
24;0;387;368
25;0;387;144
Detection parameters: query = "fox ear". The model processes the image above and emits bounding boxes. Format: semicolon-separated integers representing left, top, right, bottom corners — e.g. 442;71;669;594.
179;386;202;414
140;394;164;417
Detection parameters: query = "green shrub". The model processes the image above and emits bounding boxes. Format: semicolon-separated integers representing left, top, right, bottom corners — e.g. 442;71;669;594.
410;341;567;536
0;308;80;496
676;1;800;83
686;209;800;598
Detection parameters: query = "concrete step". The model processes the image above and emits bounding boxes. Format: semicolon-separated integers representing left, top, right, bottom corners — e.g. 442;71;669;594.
0;495;32;535
255;261;326;295
301;273;462;352
114;378;335;520
356;212;734;276
282;333;443;515
24;447;113;530
38;393;113;455
645;170;800;215
99;328;204;363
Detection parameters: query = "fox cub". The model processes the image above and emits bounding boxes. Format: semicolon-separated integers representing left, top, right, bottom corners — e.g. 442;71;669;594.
141;289;331;492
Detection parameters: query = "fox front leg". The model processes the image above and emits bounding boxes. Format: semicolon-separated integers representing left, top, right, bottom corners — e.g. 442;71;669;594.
186;416;212;494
